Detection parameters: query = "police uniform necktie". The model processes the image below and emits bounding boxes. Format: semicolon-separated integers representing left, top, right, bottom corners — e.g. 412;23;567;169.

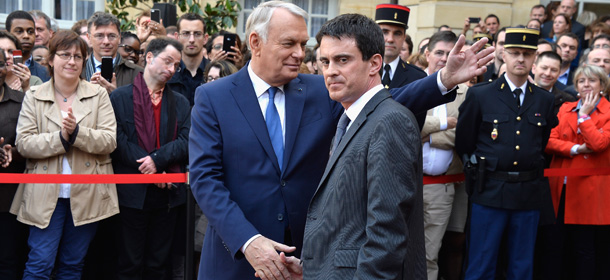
266;87;283;169
382;64;392;87
331;113;350;156
513;88;523;108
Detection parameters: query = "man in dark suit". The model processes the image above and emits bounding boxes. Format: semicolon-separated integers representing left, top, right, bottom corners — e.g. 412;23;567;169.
189;1;495;279
481;28;506;83
375;4;427;128
456;28;558;280
297;13;424;279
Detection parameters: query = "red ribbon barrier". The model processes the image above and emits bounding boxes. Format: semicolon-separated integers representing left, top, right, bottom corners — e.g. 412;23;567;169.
0;173;188;184
1;167;610;185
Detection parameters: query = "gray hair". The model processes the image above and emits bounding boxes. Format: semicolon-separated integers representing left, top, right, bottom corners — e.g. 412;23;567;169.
573;64;610;95
245;1;307;49
50;18;59;32
29;10;51;30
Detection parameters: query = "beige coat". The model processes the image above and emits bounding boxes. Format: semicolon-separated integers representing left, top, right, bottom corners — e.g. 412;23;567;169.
10;79;119;229
421;84;468;175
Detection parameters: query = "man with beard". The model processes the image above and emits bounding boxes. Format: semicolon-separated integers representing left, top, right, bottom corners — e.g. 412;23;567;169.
167;13;210;107
110;37;190;279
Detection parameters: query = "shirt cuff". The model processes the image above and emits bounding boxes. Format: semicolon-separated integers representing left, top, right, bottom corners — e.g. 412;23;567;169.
440;117;448;131
570;144;580;156
241;234;262;253
436;69;456;95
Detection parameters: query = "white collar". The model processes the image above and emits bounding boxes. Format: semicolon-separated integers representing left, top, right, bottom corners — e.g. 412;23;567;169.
345;84;385;126
384;56;400;78
248;63;285;98
504;74;528;93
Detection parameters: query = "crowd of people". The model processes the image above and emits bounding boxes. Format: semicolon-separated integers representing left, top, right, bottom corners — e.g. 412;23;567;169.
0;0;609;279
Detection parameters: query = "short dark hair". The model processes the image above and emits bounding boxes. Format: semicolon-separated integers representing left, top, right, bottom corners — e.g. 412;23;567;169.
29;10;52;30
485;14;500;25
557;32;579;47
120;31;140;44
536;50;562;65
591;34;610;47
177;13;205;33
87;12;120;33
315;13;384;61
47;30;88;78
404;34;413;56
537;39;558;53
0;48;5;61
32;44;48;53
204;59;238;82
0;31;21;51
531;4;545;11
438;24;451;32
304;47;315;63
427;31;457;52
6;10;35;32
493;27;507;44
145;37;183;58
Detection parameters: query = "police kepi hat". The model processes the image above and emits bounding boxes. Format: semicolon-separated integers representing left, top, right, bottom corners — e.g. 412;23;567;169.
375;4;410;29
473;33;493;48
504;28;539;50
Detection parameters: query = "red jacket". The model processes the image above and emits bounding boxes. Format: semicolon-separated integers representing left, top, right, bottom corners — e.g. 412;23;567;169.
546;97;610;225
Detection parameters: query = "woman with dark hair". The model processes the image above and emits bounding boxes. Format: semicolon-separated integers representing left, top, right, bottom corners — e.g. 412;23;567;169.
545;65;610;279
10;30;119;279
548;13;572;42
0;31;42;92
118;32;142;65
204;59;238;83
206;31;244;67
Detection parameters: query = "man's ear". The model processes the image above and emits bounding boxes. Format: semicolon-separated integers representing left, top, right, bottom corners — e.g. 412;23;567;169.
249;32;262;57
369;53;383;76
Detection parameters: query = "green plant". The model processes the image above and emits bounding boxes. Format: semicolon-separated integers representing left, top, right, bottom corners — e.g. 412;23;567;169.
106;0;241;34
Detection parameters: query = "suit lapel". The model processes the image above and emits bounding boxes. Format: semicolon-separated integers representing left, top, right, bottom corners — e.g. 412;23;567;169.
283;77;306;173
496;76;520;114
315;89;391;195
389;59;408;88
230;69;281;173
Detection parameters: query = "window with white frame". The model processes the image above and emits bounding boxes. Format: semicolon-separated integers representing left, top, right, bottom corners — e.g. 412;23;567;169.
0;0;104;30
237;0;337;46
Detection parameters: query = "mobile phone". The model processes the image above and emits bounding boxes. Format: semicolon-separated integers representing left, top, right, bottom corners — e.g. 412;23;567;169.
469;17;481;24
13;50;22;65
223;33;237;59
151;9;160;23
101;56;113;82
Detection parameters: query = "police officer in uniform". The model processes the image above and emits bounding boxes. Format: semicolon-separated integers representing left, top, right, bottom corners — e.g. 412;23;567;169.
455;27;558;280
375;4;428;129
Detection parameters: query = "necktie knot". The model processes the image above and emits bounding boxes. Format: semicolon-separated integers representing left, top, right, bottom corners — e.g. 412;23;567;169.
268;87;278;101
384;64;391;72
513;88;523;107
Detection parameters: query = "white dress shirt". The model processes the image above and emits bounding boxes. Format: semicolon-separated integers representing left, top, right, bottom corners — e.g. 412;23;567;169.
344;84;385;130
383;56;400;81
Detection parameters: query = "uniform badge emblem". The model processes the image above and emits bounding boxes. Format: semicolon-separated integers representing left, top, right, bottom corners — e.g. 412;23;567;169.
491;128;498;140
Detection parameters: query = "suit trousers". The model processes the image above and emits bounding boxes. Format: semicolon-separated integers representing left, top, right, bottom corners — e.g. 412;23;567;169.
23;198;98;280
0;212;28;280
423;183;455;280
465;203;539;280
117;205;177;280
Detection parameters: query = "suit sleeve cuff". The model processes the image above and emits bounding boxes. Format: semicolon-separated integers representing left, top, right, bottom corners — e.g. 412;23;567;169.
437;69;456;95
241;234;262;253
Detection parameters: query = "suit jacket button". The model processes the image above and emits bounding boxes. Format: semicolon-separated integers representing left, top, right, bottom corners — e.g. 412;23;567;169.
277;214;284;221
280;180;286;187
85;162;91;167
516;130;520;135
513;161;518;166
516;116;521;121
515;145;520;150
42;165;47;170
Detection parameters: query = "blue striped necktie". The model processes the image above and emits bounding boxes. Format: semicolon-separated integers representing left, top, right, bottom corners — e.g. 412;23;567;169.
266;87;283;169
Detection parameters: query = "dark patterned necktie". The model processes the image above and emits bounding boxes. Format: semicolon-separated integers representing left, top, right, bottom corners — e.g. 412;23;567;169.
382;64;391;87
513;88;523;108
331;113;350;156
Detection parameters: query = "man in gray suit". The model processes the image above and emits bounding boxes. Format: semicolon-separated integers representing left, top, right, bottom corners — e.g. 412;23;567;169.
278;13;426;280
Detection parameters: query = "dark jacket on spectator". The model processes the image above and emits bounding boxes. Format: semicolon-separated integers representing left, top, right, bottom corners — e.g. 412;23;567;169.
28;60;50;83
0;84;25;212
